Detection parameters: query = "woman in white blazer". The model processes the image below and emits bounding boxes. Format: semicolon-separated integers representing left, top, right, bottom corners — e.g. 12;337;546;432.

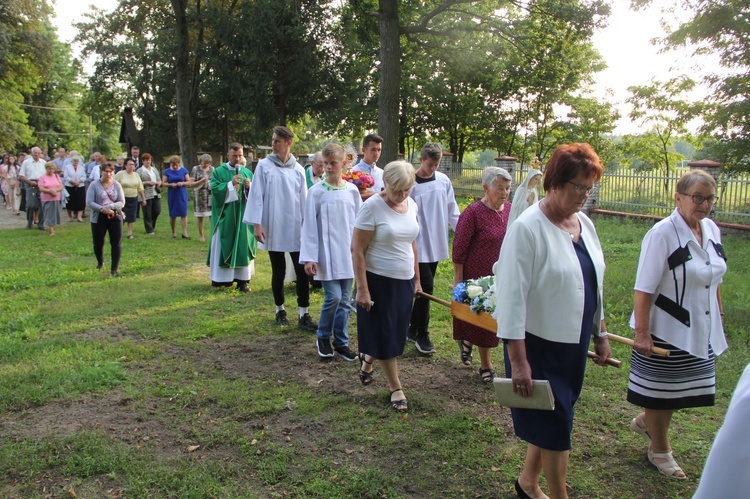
495;143;612;499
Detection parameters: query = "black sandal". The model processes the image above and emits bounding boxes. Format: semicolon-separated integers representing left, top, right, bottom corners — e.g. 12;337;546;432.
359;353;374;385
390;389;408;412
479;368;495;383
459;340;473;365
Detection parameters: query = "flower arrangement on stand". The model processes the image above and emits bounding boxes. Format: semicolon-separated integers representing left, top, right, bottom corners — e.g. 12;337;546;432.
342;170;375;191
452;275;496;315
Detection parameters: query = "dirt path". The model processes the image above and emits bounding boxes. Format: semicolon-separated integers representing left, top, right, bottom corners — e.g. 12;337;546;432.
0;203;27;229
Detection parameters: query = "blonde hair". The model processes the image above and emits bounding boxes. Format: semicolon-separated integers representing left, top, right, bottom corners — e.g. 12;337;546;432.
321;143;344;161
383;161;415;191
169;155;181;166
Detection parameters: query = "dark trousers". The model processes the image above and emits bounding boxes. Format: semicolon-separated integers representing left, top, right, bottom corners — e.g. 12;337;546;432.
92;215;123;272
24;185;42;228
268;251;309;308
142;197;161;234
410;261;439;333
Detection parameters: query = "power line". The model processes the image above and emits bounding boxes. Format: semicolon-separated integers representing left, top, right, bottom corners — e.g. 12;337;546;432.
18;103;79;111
35;132;91;136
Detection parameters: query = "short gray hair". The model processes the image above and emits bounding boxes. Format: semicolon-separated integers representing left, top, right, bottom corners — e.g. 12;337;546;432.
383;160;415;191
676;169;716;193
482;166;511;187
199;153;212;164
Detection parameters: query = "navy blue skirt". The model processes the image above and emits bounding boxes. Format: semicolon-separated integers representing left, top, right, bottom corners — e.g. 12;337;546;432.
503;236;597;451
122;196;138;223
357;271;415;360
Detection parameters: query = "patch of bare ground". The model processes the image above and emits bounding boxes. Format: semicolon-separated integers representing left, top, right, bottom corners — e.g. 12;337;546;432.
2;327;516;497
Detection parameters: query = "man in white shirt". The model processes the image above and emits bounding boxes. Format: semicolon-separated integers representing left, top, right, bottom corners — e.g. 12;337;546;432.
18;146;47;229
53;147;67;173
244;126;318;331
351;133;384;200
408;143;460;354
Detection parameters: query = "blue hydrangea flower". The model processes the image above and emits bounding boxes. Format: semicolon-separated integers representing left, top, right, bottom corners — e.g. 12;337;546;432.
453;282;467;302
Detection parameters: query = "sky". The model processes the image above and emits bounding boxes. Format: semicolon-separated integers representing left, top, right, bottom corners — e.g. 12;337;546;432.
52;0;718;135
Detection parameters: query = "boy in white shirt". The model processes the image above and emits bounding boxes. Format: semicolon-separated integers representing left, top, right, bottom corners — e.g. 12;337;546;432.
244;126;318;330
300;144;362;360
408;143;460;354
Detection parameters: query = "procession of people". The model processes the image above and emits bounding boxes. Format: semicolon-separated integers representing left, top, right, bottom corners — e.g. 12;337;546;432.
1;134;737;498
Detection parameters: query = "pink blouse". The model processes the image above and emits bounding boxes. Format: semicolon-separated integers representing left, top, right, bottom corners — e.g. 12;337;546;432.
38;174;62;202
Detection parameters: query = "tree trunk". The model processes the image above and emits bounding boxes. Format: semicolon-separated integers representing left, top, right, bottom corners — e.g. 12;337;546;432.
378;0;401;165
172;0;196;167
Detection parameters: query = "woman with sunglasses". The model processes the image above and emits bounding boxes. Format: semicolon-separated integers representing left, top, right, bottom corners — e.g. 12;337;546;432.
627;169;728;480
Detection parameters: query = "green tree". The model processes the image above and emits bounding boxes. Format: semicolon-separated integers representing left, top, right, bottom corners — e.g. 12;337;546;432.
371;0;609;163
633;0;750;170
626;77;699;173
0;0;55;151
23;38;90;154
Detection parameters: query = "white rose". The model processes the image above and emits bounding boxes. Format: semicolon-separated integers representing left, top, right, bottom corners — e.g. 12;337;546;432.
466;285;483;299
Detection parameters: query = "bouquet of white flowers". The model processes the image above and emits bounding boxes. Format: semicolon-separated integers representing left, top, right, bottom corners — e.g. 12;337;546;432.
452;275;496;315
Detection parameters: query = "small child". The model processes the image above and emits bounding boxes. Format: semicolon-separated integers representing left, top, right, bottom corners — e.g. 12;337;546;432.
299;143;362;360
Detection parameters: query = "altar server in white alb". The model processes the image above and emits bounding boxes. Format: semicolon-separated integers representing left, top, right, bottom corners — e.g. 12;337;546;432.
299;143;362;361
407;143;460;355
244;126;318;331
351;133;385;200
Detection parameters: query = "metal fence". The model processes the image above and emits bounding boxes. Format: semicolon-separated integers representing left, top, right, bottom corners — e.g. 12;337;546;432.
441;165;750;226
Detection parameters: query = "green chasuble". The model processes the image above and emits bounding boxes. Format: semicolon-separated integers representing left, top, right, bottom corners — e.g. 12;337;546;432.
207;163;256;268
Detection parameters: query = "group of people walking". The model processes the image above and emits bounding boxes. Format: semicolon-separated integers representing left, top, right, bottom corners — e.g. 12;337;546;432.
4;133;736;497
210;132;734;497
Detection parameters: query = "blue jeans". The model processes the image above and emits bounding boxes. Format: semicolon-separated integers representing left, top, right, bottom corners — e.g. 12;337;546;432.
318;279;353;348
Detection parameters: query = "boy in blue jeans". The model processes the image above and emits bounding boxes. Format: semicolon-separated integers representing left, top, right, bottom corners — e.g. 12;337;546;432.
299;143;362;360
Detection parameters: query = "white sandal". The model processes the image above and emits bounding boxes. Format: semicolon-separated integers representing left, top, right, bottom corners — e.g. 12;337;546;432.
648;448;687;480
630;415;651;441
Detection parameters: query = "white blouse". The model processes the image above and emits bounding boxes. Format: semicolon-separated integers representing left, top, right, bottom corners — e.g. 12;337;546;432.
355;194;419;280
629;208;727;359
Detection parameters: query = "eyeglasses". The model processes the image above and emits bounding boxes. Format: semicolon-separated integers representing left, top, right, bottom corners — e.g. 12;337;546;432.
567;180;595;196
680;192;717;205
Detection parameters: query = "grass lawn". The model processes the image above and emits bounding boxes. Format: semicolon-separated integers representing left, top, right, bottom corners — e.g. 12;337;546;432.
1;210;748;498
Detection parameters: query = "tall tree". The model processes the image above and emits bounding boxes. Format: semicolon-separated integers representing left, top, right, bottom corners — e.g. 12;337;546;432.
626;76;700;173
23;38;90;154
0;0;55;150
171;0;198;166
634;0;750;170
373;0;609;163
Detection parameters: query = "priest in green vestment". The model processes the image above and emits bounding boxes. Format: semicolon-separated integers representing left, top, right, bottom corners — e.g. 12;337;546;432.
207;143;256;291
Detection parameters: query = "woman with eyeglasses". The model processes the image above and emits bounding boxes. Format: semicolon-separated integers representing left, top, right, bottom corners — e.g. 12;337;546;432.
627;169;727;481
495;143;612;499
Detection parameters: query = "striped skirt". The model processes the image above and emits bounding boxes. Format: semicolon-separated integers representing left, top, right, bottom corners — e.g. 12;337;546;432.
627;334;716;410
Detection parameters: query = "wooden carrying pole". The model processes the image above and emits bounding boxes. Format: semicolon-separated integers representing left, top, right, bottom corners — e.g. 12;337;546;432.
417;291;669;367
607;333;670;357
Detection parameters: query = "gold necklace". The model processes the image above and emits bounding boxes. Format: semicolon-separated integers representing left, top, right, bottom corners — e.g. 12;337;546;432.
481;198;502;213
542;198;576;239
